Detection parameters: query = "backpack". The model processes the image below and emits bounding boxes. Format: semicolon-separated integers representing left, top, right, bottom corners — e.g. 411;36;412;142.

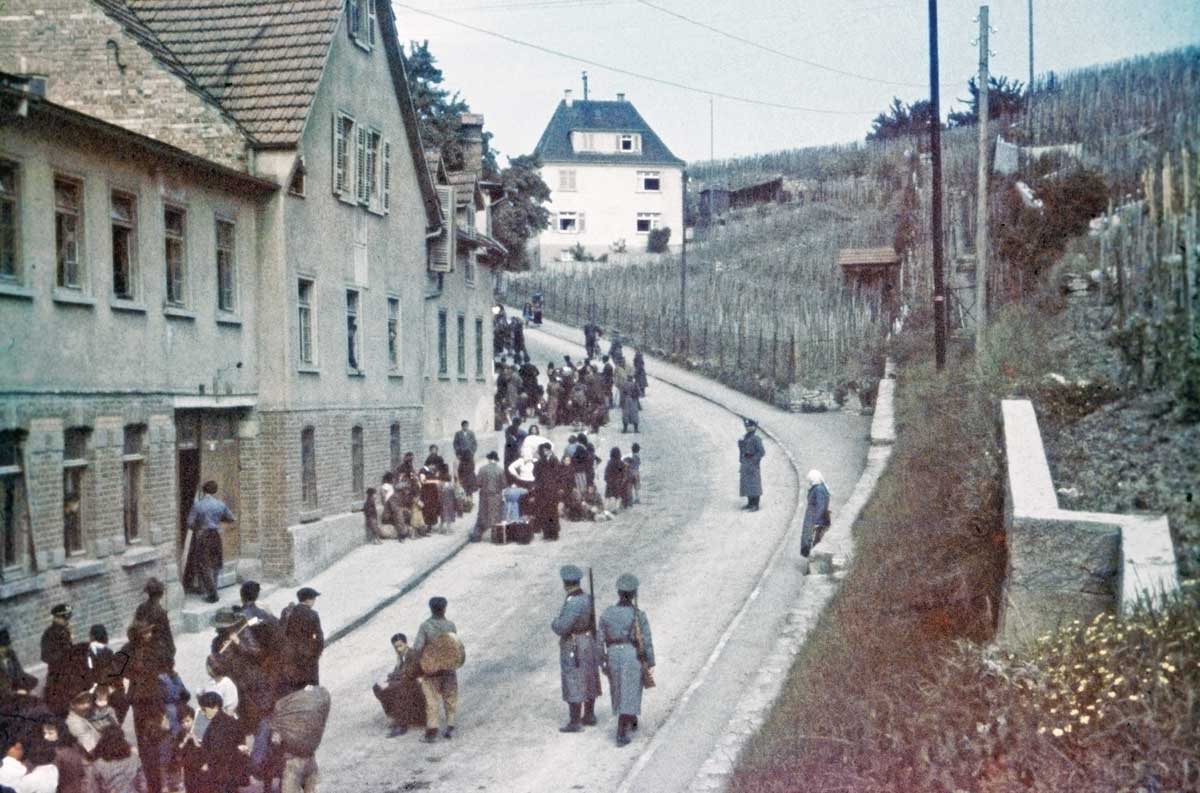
419;632;466;675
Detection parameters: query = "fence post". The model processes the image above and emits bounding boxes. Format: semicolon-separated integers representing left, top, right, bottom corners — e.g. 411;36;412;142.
771;326;778;383
788;331;796;384
718;321;724;369
756;327;764;377
736;321;743;368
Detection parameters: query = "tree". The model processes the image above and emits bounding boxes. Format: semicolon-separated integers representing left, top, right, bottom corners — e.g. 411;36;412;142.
866;97;938;141
491;154;551;270
403;40;498;177
947;76;1026;127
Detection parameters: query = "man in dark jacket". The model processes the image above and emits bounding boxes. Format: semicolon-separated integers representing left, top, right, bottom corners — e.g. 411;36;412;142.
738;418;766;511
197;691;247;793
134;578;176;667
532;444;566;542
452;421;478;494
280;588;324;693
210;608;274;738
550;565;601;732
41;603;81;716
503;418;525;479
120;619;172;793
372;633;424;737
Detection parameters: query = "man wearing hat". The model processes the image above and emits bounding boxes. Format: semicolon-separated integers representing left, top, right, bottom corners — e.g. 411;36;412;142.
134;577;176;666
0;626;38;696
471;450;505;542
738;418;766;512
550;565;601;732
280;588;324;692
412;597;461;743
41;603;81;716
598;574;655;747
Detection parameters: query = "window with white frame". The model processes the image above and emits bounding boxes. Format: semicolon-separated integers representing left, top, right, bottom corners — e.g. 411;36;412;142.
619;133;641;152
346;289;362;371
558;169;577;192
111;191;137;300
474;317;485;377
301;426;317;509
636;212;661;233
437;308;448;376
365;129;382;210
55;176;84;289
638;171;661;192
348;0;376;49
122;425;146;544
62;427;90;556
387;297;400;370
216;218;236;313
164;205;187;306
557;211;581;233
456;314;466;376
298;278;315;366
0;431;30;573
1;160;20;282
333;113;355;199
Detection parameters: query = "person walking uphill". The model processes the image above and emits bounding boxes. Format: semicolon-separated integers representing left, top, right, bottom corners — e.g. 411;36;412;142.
413;597;465;743
738;419;766;511
187;480;235;603
453;421;478;495
280;588;324;693
800;470;832;557
551;566;601;733
598;573;655;747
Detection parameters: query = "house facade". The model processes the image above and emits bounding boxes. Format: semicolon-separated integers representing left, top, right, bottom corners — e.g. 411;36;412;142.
0;0;444;659
533;92;685;263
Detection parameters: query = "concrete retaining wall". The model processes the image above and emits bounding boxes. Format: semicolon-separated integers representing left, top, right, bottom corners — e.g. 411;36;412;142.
997;399;1179;646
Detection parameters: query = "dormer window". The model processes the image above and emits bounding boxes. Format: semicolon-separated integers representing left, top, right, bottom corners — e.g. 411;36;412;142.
348;0;376;50
619;134;639;152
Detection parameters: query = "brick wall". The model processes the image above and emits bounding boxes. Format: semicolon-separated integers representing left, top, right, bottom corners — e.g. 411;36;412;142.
0;0;250;171
0;394;178;669
256;406;423;579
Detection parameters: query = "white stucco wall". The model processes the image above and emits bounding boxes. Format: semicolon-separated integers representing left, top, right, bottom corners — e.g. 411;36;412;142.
536;163;683;262
0;118;259;396
253;26;428;415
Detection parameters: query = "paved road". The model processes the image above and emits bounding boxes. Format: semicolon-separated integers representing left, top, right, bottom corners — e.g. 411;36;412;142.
312;327;866;792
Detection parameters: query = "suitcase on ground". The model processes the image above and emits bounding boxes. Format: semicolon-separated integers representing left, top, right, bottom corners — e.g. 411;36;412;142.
491;523;508;544
507;520;533;544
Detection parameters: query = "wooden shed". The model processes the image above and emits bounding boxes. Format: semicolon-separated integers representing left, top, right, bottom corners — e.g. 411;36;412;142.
838;246;901;315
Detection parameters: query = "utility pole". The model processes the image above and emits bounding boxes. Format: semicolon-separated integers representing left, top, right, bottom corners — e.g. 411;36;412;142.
582;70;588;100
928;0;946;370
975;5;990;351
709;96;714;165
680;169;688;356
1027;0;1034;133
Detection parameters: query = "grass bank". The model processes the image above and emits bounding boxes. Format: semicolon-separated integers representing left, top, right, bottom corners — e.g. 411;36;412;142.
729;297;1200;791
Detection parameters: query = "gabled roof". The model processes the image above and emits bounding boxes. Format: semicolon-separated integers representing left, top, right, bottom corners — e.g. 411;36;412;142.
97;0;441;230
533;99;685;167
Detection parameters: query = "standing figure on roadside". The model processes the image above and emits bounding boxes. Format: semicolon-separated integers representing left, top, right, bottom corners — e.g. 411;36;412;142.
619;378;640;433
604;448;627;512
601;357;615;407
471;452;505;542
453;421;478;495
280;588;324;692
800;470;832;557
418;460;442;531
0;625;37;697
412;597;464;743
134;578;176;668
633;350;647;398
41;603;80;716
598;574;654;747
738;419;765;512
503;417;525;478
532;444;565;541
187;480;235;604
550;566;601;733
120;619;171;793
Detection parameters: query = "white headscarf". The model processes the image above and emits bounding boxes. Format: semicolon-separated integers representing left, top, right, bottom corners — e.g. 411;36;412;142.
806;470;825;488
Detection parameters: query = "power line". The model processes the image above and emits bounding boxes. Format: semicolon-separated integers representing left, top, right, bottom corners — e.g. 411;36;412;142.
634;0;959;89
394;2;879;115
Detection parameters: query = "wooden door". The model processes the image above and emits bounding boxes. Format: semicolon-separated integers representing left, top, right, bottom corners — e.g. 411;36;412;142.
198;412;241;564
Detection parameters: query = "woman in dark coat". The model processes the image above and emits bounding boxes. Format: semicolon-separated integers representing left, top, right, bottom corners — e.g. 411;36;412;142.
120;621;171;793
604;448;627;510
419;464;442;529
633;351;647;397
800;469;832;557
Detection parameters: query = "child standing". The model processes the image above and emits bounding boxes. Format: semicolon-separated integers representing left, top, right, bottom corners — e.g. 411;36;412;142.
625;443;641;505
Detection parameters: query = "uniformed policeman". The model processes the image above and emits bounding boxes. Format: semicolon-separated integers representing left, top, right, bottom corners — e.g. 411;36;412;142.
550;565;601;732
598;573;655;747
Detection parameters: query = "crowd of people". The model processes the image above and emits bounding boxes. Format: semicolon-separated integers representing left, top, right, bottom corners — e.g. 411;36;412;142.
0;580;331;793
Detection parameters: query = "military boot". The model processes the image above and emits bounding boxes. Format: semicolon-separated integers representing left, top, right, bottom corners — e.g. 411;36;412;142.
581;699;597;726
560;703;583;733
616;715;632;747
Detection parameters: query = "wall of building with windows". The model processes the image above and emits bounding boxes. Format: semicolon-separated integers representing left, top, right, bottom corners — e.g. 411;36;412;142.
536;162;683;263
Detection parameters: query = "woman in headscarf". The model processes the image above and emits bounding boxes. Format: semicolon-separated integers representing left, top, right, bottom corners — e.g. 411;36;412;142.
800;470;831;557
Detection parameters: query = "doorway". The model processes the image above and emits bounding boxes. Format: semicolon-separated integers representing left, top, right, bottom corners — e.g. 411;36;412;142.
176;410;242;592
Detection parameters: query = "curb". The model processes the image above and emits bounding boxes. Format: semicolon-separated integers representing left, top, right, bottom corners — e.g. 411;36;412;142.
326;536;471;647
685;360;897;793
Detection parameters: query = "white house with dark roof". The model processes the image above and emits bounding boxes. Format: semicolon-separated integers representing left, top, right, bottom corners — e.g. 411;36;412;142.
532;91;685;263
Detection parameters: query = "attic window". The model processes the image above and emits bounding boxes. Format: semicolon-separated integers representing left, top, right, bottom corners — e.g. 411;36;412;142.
348;0;376;50
288;156;307;197
619;134;641;153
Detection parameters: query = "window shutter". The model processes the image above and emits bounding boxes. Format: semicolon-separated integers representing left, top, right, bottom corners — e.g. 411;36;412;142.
368;0;377;45
356;126;367;204
429;186;453;272
382;141;392;213
333;114;345;195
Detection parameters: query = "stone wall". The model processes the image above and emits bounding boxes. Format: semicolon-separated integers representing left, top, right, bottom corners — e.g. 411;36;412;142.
997;400;1179;646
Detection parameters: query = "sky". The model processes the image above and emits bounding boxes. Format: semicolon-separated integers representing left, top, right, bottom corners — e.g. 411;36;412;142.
391;0;1200;165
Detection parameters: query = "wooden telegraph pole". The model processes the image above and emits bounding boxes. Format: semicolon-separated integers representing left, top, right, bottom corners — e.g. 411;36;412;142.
928;0;947;370
975;5;990;350
680;169;689;357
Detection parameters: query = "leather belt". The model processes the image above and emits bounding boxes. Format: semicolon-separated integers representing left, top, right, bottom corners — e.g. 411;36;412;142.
606;639;630;646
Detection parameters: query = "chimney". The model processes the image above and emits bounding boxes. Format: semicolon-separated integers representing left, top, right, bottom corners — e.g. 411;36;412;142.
616;92;625;102
459;113;485;178
564;89;573;106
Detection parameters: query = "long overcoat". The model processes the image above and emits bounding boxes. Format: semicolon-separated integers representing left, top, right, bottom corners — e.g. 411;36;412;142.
474;461;505;534
41;622;80;713
550;591;602;703
738;431;766;498
598;603;654;716
280;602;324;688
620;381;640;427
